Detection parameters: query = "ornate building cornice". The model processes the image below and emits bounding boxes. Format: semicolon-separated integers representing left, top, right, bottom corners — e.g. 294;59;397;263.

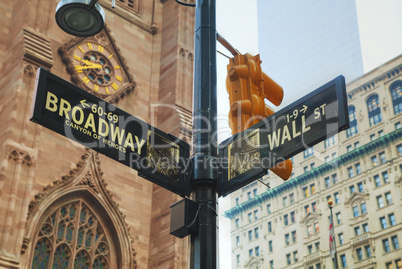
224;128;402;219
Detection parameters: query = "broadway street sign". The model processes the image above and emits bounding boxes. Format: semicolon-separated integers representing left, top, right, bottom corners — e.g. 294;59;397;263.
30;68;191;196
218;76;349;197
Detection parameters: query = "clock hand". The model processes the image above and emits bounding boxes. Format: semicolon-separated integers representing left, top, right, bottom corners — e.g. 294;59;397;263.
75;63;103;71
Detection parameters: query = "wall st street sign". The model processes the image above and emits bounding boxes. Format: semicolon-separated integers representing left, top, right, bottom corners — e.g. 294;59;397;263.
30;68;191;196
218;76;349;197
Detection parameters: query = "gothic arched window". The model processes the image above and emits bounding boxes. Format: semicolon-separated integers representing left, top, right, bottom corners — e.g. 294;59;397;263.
390;81;402;115
31;201;111;269
367;95;382;126
346;106;358;138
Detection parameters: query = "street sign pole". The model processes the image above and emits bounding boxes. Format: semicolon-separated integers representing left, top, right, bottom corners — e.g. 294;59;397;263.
190;0;218;268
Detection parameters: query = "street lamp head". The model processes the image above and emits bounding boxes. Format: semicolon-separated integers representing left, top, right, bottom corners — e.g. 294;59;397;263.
55;0;105;37
328;198;333;207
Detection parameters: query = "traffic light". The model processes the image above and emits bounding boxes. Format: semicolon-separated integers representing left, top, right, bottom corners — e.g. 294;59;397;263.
226;53;292;180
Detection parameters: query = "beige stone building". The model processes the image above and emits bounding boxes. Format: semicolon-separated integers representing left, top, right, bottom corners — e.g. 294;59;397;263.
225;55;402;269
0;0;195;268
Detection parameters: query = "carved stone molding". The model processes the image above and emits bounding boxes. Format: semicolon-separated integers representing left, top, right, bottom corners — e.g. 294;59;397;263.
23;28;53;69
6;146;34;167
23;148;137;268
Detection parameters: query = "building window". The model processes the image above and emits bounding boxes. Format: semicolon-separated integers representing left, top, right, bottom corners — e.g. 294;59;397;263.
236;255;240;266
268;222;272;233
361;203;367;214
249;249;253;257
374;175;381;187
347;105;358;137
357;182;364;193
385;192;392;205
255;246;260;257
304;147;314;158
286;253;291;265
377;196;385;208
383;238;391;253
267;204;271;214
283;196;288;207
354;226;362;236
254;227;259;239
236;236;240;247
340;254;347;268
253;188;257;197
397;144;402;156
336;212;342;225
284;214;289;226
380;152;386;163
334;192;340;204
350;185;355;194
379;130;384;137
396;122;402;129
367;94;382;126
391;236;399;250
248;213;252;223
292;231;297;243
305;205;310;213
386;262;393;269
247;192;252;200
303;187;309;198
308;244;313;254
380;217;388;229
356;248;363;261
270;260;274;269
30;201;113;269
290;193;295;204
248;230;253;241
312;202;317;212
348;166;354;178
315;242;320;252
314;219;320;233
325;177;330;188
389;213;396;226
339;233;344;245
311;163;315;169
235;218;239;228
285;234;290;245
391;81;402;115
310;184;316;195
325;136;335;148
365;245;372;258
254;210;259;220
332;174;338;184
347;145;352;152
363;223;369;233
235;198;239;206
353;205;359;217
269;241;273;252
372;155;379;167
356;163;362;174
293;251;298;262
382;171;389;184
355;141;360;148
291;211;296;223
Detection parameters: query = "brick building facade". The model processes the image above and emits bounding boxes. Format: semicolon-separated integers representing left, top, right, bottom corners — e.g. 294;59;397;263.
0;0;195;268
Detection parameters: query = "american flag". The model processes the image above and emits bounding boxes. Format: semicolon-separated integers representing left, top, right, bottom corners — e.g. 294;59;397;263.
329;215;336;258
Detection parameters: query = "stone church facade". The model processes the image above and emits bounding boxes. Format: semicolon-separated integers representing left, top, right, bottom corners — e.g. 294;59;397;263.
0;0;195;268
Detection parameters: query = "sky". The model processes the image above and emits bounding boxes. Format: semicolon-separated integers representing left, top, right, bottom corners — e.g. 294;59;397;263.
215;0;402;268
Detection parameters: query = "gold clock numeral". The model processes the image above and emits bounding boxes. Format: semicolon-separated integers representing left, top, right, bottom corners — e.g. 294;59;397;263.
116;75;122;82
111;82;119;91
97;45;104;53
75;66;83;73
73;54;81;61
105;87;110;95
114;65;121;70
78;46;84;53
82;76;90;84
87;42;93;50
108;54;113;59
93;84;99;92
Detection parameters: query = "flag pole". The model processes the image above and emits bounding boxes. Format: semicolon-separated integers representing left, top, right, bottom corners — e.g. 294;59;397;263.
328;199;339;269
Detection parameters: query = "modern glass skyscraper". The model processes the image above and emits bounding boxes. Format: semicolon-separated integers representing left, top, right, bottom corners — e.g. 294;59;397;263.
257;0;364;106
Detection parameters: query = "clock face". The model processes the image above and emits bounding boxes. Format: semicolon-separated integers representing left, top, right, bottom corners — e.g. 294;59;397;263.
72;42;124;96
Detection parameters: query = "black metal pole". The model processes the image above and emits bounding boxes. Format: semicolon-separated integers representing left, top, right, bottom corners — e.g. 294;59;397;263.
329;205;339;269
190;0;218;268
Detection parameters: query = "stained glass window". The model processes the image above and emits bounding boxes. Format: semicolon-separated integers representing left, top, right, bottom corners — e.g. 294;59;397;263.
31;201;111;268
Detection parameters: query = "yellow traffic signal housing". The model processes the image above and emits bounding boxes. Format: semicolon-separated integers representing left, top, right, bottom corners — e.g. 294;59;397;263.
226;53;292;180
